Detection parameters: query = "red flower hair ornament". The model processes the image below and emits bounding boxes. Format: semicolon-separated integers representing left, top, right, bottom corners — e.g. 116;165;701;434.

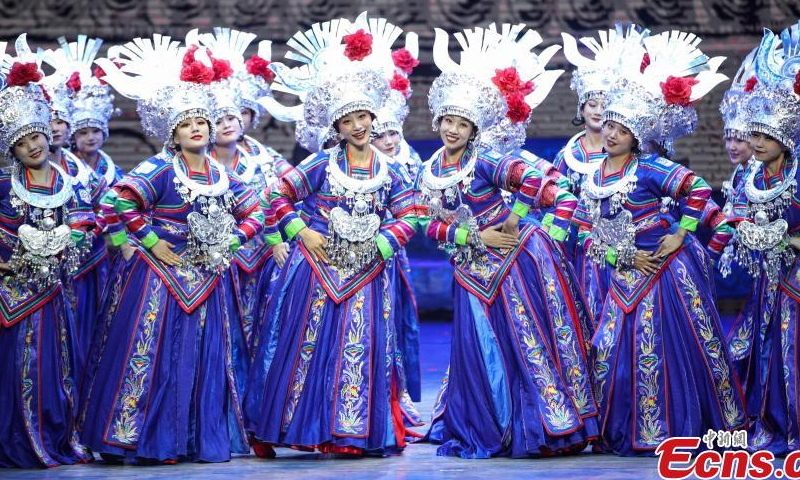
180;47;214;85
491;67;534;123
660;75;699;106
744;76;757;93
389;72;410;97
7;62;43;88
343;29;373;61
245;54;275;83
392;48;419;74
66;71;82;94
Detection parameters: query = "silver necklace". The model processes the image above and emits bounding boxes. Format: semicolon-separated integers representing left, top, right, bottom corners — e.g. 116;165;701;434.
244;135;278;185
63;150;93;188
11;162;74;210
171;152;230;203
744;158;797;207
563;131;603;176
421;147;477;193
581;156;638;217
233;146;258;184
324;144;391;279
327;144;391;195
98;150;118;185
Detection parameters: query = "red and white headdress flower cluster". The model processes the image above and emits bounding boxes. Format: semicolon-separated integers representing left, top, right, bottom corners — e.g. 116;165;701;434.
40;35;120;138
428;23;563;145
197;27;274;128
261;11;414;151
602;30;728;156
744;21;800;155
93;34;218;147
0;35;53;162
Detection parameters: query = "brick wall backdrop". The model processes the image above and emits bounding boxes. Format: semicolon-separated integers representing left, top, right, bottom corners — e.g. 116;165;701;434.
1;0;796;186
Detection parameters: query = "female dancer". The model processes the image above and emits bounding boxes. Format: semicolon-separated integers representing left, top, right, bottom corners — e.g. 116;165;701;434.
370;54;423;405
79;36;264;464
0;38;95;467
244;13;418;456
558;25;649;326
198;28;292;359
724;23;800;455
420;24;598;459
576;30;747;456
39;37;113;361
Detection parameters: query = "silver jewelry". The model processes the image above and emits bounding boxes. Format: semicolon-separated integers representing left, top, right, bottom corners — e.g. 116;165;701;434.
562;131;603;181
62;150;94;189
171;152;231;203
581;157;640;270
420;146;487;265
323;145;392;279
580;157;638;216
586;210;637;269
7;162;81;288
171;152;237;272
98;150;118;185
10;162;74;209
729;159;798;280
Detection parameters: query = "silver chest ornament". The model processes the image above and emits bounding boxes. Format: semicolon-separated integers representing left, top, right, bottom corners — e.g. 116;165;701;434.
722;159;797;281
8;162;81;288
420;147;486;266
580;157;639;269
172;153;238;272
324;145;391;279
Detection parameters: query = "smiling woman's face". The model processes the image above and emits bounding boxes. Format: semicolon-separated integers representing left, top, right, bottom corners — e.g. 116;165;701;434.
438;115;474;152
602;120;635;157
215;114;242;147
336;110;373;148
12;131;50;168
750;132;785;164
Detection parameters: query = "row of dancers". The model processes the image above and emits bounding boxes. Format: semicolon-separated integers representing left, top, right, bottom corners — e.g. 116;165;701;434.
0;11;799;468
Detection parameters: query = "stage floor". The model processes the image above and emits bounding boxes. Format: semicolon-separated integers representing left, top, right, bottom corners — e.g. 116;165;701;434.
0;319;762;480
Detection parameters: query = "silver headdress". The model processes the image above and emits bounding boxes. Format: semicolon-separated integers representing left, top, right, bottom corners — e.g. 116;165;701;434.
262;12;413;151
477;118;527;154
603;30;728;156
199;27;274;128
372;29;419;137
562;24;650;119
94;34;216;146
372;89;410;136
40;36;119;138
429;23;563;139
198;28;262;125
719;47;759;141
745;22;800;154
0;35;52;162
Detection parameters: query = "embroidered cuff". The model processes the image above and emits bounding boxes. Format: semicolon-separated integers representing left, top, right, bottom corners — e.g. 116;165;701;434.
455;227;469;246
265;231;283;247
229;235;241;253
376;234;394;260
141;231;160;250
541;213;555;227
110;230;128;247
548;224;568;242
511;200;530;218
284;218;307;240
679;215;700;232
605;246;618;266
